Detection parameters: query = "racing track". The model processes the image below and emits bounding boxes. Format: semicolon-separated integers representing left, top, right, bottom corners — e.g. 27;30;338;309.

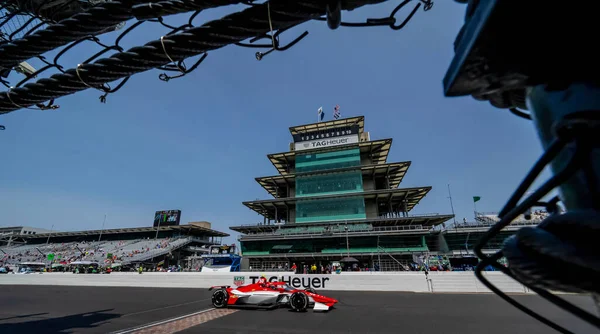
0;285;598;334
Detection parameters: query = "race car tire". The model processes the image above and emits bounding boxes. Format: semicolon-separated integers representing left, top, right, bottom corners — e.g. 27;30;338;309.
289;292;309;312
212;289;229;308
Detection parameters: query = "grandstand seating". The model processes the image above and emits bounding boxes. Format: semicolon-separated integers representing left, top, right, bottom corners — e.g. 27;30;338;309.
473;210;549;226
0;237;193;267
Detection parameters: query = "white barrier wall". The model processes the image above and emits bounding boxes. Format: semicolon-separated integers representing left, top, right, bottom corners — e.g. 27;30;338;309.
426;272;528;293
0;271;529;293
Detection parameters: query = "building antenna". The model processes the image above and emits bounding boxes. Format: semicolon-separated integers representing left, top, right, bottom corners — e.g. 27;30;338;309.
447;183;457;225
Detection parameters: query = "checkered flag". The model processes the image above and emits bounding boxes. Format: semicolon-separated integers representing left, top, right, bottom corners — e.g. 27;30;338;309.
333;105;340;119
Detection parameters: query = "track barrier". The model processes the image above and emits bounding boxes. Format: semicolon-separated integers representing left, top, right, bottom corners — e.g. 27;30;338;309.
0;271;531;293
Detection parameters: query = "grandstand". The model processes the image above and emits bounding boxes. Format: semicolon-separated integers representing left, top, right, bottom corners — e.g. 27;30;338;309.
0;226;54;246
230;116;455;272
0;222;229;272
422;211;548;270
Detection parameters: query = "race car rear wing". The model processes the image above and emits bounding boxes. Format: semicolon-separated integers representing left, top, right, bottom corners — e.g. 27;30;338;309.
208;285;230;291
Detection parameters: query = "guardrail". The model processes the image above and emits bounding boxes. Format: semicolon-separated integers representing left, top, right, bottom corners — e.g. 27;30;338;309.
233;214;444;228
406;213;440;217
238;225;427;240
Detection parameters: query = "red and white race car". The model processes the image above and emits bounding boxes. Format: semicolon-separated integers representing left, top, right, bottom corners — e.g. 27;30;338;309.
209;276;338;312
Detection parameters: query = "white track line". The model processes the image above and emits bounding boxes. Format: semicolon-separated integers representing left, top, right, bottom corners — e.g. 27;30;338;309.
111;308;216;334
121;298;211;318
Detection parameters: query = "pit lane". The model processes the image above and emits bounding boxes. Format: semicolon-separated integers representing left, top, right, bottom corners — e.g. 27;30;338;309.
0;285;597;334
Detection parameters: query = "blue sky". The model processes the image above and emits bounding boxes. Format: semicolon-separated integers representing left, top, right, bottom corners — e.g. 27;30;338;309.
0;1;552;244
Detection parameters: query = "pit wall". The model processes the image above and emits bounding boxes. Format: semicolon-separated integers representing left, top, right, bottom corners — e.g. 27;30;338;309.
0;271;532;293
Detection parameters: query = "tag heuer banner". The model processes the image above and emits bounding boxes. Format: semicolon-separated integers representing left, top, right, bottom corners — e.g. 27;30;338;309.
293;125;359;151
294;133;359;151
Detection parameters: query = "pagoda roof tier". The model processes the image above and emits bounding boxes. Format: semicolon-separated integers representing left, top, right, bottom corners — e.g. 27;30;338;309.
243;187;431;220
256;161;411;198
289;116;365;136
268;138;392;175
230;214;454;234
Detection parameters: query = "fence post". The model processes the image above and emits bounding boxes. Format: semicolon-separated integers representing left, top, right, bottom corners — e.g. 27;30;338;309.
425;272;433;292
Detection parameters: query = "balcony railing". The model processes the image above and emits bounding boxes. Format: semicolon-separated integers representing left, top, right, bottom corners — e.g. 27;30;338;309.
238;224;427;240
233;214;444;229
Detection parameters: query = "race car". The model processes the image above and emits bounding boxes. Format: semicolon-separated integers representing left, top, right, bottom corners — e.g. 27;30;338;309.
208;276;338;312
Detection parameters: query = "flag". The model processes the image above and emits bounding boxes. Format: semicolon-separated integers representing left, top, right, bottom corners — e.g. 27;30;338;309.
473;196;481;203
333;104;340;119
318;107;324;121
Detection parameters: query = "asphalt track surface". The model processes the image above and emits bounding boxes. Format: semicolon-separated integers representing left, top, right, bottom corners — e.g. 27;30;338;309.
1;285;598;334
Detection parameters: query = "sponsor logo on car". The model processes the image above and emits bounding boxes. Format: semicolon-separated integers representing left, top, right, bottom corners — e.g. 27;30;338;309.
249;275;330;289
233;276;245;286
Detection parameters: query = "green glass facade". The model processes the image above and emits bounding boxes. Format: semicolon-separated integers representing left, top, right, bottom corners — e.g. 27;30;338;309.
295;147;366;223
241;235;428;256
295;148;361;173
296;196;367;223
295;170;363;197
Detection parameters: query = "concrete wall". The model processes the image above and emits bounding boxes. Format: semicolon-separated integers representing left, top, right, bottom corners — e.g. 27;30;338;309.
240;257;250;270
188;221;211;229
288;207;296;223
362;178;375;191
425;271;528;293
20;226;53;235
0;271;531;294
364;200;378;219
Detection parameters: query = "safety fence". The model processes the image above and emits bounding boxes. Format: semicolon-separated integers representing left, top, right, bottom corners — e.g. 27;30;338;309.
0;0;433;115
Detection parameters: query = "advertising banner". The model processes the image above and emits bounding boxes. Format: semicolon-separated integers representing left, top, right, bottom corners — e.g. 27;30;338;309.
294;134;359;152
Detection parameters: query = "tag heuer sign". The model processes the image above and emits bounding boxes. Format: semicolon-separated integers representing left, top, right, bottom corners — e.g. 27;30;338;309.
294;134;359;152
234;276;245;286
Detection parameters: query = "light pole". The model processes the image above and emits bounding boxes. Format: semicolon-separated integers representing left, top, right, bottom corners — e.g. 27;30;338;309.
447;184;457;225
345;224;349;258
46;224;54;244
377;235;381;271
155;213;161;240
98;214;107;242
